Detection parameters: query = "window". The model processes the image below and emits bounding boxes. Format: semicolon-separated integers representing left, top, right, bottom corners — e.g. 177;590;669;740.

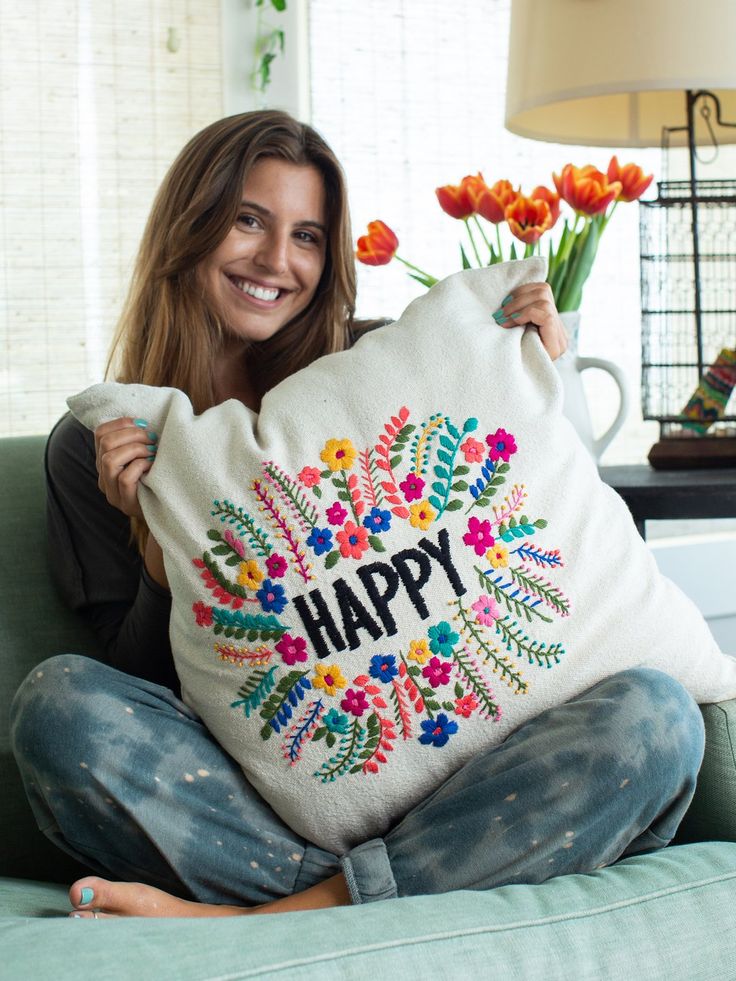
0;0;223;436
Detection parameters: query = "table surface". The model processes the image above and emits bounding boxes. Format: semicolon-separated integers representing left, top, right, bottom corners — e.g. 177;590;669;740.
599;465;736;526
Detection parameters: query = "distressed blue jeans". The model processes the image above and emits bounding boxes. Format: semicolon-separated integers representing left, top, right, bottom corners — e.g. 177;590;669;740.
10;656;704;905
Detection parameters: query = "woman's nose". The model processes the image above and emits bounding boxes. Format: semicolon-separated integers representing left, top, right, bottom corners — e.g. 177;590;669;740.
254;233;289;274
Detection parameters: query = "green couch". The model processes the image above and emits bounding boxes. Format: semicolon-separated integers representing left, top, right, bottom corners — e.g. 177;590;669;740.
2;434;736;979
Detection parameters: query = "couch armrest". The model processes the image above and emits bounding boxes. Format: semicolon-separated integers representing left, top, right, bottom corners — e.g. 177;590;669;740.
676;698;736;844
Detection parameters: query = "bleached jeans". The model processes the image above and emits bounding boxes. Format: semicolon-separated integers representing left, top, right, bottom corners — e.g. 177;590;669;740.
10;656;704;905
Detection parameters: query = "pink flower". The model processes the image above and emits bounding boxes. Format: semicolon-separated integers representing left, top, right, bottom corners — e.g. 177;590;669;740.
463;516;495;556
341;688;370;717
275;633;308;665
326;501;348;525
422;656;452;687
399;472;425;502
265;553;288;578
472;594;502;626
192;601;213;627
336;521;370;559
455;693;479;718
223;530;245;557
298;466;321;488
460;437;485;463
486;428;517;462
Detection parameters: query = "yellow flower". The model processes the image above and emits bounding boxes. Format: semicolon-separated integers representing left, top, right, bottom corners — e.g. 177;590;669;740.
407;639;431;664
486;544;509;568
320;438;357;472
312;662;348;696
237;560;264;590
409;499;436;531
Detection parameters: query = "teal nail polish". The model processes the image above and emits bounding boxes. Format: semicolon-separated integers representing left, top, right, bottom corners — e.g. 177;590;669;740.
146;444;157;453
501;294;514;307
133;419;148;428
493;311;508;325
146;431;158;442
80;887;94;905
147;455;156;462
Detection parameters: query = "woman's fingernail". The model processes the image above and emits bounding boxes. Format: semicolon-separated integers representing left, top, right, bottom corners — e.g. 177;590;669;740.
146;431;158;442
146;444;157;453
493;311;508;325
147;455;156;462
133;419;148;428
501;294;514;306
80;887;95;905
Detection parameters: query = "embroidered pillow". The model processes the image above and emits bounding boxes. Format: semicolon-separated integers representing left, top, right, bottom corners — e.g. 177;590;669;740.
69;257;736;853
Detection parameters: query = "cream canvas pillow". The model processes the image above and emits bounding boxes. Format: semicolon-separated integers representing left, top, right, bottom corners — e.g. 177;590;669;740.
69;257;736;852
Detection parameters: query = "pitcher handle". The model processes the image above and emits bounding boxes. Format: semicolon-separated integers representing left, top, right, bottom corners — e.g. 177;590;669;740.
575;356;630;460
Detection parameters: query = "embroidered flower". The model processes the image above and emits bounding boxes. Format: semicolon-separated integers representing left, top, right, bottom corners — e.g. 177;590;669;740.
463;516;495;556
265;553;288;578
422;656;452;687
409;499;436;531
368;653;398;682
223;529;245;557
486;544;509;568
237;559;264;590
399;472;425;502
336;521;370;559
455;693;479;718
460;436;485;464
306;526;334;556
428;621;460;658
407;638;431;664
323;708;350;734
192;601;213;627
298;466;321;488
363;506;392;534
486;428;518;462
256;579;288;614
326;502;348;526
419;712;459;747
320;438;357;472
341;688;370;717
312;663;348;696
275;633;308;665
472;594;502;626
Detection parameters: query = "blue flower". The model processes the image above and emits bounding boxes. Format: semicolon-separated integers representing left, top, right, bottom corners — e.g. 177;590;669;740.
362;506;392;534
428;621;460;658
323;708;350;734
419;713;459;748
368;653;398;682
256;579;288;614
306;527;334;556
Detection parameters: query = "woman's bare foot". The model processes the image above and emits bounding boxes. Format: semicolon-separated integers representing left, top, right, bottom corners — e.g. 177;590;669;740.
68;872;351;919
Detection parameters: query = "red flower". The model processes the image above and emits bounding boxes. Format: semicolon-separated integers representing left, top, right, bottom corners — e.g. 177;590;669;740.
275;633;308;665
192;601;213;627
553;164;622;217
265;553;287;578
530;185;561;227
505;195;552;244
341;688;370;717
356;220;399;266
298;466;321;487
336;521;370;559
606;156;654;203
435;179;475;220
486;428;517;462
471;178;520;224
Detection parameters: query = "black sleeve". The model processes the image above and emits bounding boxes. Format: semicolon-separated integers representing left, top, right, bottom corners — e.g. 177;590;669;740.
45;413;179;692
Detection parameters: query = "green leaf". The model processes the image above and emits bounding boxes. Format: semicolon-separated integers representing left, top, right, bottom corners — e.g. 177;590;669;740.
338;491;350;502
437;450;452;467
270;0;287;10
424;699;441;711
408;272;437;289
454;464;470;476
390;455;402;469
497;462;510;473
454;682;464;698
460;243;472;269
445;499;463;512
225;555;241;567
431;482;446;496
509;242;518;261
326;732;336;748
452;480;469;492
313;486;322;499
434;465;449;480
312;726;326;742
442;701;455;712
369;535;386;552
439;434;454;451
428;495;441;510
534;518;548;529
463;417;478;432
325;551;340;570
207;529;222;541
211;544;230;555
446;421;460;440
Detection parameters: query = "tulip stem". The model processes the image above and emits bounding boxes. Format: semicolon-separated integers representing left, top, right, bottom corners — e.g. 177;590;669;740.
496;224;504;262
472;216;494;263
394;255;438;286
463;219;483;267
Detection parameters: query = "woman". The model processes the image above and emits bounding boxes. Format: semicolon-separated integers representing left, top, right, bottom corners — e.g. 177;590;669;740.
11;111;703;919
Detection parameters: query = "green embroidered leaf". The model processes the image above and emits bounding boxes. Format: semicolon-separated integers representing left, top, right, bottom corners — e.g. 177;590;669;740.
454;682;464;698
320;469;331;479
454;464;470;476
407;664;421;677
439;435;454;451
497;463;511;473
424;699;441;711
428;494;442;511
442;701;455;712
211;544;231;556
463;417;479;433
434;465;449;480
535;519;548;529
325;551;340;570
452;480;469;492
326;732;336;748
390;455;402;469
337;491;350;502
313;486;322;499
474;497;491;507
436;450;452;467
446;421;460;440
312;727;327;742
445;499;463;512
207;529;222;541
431;481;446;496
225;555;241;567
368;535;386;552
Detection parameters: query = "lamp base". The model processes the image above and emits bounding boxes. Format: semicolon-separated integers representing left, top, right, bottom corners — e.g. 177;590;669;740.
647;436;736;470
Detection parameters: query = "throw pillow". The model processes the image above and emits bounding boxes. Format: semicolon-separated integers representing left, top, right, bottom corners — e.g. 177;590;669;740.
69;257;736;852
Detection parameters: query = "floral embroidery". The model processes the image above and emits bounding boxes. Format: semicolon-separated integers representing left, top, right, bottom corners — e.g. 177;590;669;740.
190;408;571;782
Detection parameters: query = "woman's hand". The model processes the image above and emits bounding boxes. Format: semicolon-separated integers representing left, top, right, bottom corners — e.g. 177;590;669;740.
493;282;568;361
94;417;157;518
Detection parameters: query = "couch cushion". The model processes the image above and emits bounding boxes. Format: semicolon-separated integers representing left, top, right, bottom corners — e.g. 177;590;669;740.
2;842;736;979
68;259;736;853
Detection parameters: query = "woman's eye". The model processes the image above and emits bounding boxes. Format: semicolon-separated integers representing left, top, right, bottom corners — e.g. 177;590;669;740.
295;229;319;244
237;214;260;229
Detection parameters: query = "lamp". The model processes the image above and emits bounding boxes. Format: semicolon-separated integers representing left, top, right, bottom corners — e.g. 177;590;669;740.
504;0;736;467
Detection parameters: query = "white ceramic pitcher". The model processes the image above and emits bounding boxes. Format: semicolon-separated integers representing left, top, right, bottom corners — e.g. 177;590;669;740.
555;311;629;462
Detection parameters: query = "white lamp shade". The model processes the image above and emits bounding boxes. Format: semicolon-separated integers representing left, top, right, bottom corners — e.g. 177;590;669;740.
505;0;736;147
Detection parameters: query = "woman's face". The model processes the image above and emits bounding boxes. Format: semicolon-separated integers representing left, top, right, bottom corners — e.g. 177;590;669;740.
200;157;327;345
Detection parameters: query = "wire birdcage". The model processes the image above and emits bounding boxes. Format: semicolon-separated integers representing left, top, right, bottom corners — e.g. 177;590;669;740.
639;179;736;439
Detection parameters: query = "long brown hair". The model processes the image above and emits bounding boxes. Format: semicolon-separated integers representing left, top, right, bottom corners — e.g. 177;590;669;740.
107;110;357;550
107;110;357;410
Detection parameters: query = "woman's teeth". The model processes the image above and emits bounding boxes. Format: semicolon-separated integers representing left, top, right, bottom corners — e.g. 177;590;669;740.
233;278;281;301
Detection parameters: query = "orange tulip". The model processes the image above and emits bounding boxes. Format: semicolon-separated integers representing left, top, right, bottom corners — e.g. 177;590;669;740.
435;179;475;220
606;156;654;202
553;163;622;217
463;176;519;224
356;220;399;266
505;195;552;245
530;185;561;227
